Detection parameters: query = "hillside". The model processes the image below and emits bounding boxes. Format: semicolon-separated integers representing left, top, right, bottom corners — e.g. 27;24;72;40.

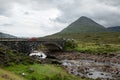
0;32;16;38
107;26;120;32
46;32;120;44
45;16;120;44
60;16;107;33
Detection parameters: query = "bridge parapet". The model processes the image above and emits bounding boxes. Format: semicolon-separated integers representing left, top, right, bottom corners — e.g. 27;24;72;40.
0;38;28;41
0;38;66;53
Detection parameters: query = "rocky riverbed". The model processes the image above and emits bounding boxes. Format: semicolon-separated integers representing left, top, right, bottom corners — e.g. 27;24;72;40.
48;51;120;80
48;51;120;64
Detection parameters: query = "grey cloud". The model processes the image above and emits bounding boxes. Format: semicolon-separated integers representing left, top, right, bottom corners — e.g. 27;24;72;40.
52;0;120;27
0;0;13;16
0;0;120;37
0;23;14;26
99;0;120;7
1;0;120;26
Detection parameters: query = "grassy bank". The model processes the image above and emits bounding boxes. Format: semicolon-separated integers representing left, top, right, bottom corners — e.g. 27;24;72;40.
64;41;120;54
0;68;26;80
75;43;120;54
5;64;86;80
45;32;120;54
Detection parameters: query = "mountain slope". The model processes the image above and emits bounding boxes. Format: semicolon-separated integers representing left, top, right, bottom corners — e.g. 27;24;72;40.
60;16;106;33
0;32;16;38
107;26;120;32
44;16;120;44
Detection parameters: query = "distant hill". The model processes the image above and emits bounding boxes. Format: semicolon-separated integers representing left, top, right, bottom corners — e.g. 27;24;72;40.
107;26;120;32
0;32;16;38
44;16;120;44
60;16;107;33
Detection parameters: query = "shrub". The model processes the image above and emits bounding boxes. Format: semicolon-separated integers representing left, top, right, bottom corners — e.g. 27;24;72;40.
64;39;78;50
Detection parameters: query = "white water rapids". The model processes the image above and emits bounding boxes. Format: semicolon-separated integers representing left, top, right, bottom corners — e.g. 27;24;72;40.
29;51;47;59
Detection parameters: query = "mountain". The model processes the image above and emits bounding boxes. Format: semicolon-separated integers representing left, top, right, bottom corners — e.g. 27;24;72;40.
60;16;107;33
107;26;120;32
42;16;120;44
0;32;16;38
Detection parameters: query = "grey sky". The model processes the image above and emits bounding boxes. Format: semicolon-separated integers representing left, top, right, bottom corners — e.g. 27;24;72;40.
0;0;120;37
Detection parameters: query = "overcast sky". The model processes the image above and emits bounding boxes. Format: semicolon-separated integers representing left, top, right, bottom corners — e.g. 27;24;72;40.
0;0;120;37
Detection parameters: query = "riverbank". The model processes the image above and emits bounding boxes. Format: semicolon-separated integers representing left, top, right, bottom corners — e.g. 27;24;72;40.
5;64;85;80
48;51;120;64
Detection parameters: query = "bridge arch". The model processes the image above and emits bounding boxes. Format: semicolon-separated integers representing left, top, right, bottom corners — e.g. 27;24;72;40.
42;42;63;51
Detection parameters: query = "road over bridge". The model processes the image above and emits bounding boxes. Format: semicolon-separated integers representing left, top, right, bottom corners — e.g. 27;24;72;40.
0;38;66;54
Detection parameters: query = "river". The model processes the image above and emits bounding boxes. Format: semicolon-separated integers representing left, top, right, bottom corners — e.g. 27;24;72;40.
61;59;120;80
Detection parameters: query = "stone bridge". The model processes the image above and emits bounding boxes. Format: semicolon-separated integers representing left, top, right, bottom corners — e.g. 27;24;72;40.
0;38;66;54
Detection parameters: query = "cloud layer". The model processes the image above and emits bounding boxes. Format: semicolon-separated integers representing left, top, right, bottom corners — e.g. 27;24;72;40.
0;0;120;37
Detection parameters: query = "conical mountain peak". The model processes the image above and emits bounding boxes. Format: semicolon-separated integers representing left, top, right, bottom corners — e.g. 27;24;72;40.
79;16;89;19
60;16;106;33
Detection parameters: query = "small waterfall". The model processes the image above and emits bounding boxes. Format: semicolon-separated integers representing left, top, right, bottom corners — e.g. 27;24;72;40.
29;50;47;59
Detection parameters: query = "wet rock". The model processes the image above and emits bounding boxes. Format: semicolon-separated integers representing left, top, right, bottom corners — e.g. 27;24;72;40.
77;68;85;74
51;60;61;64
47;55;57;59
70;68;74;72
116;71;120;75
101;73;104;75
71;71;74;74
89;73;93;75
109;53;115;57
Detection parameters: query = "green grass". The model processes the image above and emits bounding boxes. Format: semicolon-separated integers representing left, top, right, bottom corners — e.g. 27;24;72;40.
46;32;120;44
0;68;26;80
46;32;120;54
5;64;85;80
75;43;120;54
63;38;120;54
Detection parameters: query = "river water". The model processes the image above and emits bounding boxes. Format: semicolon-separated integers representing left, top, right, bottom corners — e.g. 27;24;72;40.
29;51;47;59
61;59;120;80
